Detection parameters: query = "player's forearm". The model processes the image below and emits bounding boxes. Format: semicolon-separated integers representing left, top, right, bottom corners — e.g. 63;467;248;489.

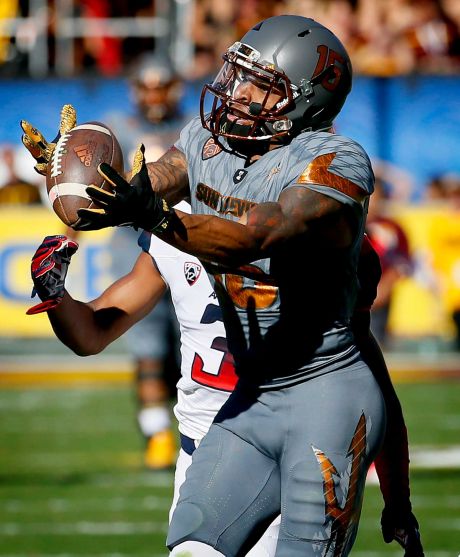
374;422;411;512
162;209;264;265
162;193;350;265
146;147;190;205
47;292;117;356
356;329;411;509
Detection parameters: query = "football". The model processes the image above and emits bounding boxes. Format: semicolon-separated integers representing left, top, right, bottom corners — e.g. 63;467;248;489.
46;122;124;229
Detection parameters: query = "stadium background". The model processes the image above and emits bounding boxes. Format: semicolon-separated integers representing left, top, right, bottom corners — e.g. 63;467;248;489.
1;1;460;555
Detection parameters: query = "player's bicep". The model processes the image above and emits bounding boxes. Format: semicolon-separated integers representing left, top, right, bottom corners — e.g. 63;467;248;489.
278;186;354;247
279;144;374;243
89;252;167;335
243;186;351;255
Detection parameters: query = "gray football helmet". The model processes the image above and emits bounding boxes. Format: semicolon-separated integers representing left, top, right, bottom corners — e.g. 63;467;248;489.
200;15;352;148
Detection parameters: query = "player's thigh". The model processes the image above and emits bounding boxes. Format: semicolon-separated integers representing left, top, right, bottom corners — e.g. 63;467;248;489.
277;364;386;556
167;423;281;557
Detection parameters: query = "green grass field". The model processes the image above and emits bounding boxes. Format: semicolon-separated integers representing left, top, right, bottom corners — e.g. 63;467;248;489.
1;381;459;556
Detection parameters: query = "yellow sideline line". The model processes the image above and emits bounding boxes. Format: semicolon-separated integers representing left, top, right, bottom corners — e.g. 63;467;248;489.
1;367;460;387
390;369;460;382
0;368;134;387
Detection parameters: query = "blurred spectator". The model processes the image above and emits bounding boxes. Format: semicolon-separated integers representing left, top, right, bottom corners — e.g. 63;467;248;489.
366;177;413;347
423;173;460;350
392;0;460;73
424;173;460;204
442;0;460;30
351;0;415;75
0;145;43;205
372;160;414;201
442;173;460;207
76;0;123;76
105;52;184;470
424;174;448;201
444;176;460;349
189;0;239;78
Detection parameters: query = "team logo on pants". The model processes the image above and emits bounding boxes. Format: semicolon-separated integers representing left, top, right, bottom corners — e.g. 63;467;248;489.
312;413;367;555
184;262;202;285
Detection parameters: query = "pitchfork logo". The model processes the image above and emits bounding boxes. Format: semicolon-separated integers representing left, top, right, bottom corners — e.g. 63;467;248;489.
184;262;202;285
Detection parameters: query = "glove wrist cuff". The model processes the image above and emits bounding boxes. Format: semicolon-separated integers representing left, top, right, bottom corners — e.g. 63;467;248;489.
147;199;174;234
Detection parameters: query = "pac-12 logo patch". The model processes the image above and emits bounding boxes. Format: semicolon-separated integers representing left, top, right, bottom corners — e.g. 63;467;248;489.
202;137;222;160
184;262;202;285
233;169;248;183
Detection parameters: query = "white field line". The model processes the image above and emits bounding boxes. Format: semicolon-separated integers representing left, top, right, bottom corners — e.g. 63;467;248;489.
3;495;171;513
0;521;168;536
0;554;166;557
410;446;460;468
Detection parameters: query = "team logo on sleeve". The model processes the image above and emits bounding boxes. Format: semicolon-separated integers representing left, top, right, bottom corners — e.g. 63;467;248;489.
202;137;222;160
184;262;202;285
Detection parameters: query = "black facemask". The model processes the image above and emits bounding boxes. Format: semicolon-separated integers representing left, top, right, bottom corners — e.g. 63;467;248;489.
219;113;272;159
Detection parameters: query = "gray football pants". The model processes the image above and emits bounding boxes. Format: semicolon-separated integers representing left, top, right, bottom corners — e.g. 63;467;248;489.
167;362;386;556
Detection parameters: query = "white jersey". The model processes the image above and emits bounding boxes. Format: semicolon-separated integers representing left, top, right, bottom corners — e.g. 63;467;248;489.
139;202;236;440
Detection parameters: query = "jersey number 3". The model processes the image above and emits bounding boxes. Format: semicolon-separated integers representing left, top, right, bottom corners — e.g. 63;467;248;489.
191;336;238;392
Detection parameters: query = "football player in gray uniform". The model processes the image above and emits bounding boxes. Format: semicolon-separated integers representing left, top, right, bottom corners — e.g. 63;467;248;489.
23;14;423;557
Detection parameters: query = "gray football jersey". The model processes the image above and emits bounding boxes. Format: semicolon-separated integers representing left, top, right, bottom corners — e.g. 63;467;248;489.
175;117;374;388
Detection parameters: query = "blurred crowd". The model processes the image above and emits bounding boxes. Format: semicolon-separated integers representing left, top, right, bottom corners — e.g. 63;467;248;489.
190;0;460;80
1;0;460;79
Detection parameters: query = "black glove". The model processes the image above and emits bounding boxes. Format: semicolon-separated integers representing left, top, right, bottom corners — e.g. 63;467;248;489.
76;144;173;233
381;508;425;557
20;104;77;175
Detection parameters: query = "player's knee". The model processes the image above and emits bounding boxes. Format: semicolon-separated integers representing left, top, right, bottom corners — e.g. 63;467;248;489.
169;541;225;556
167;502;208;550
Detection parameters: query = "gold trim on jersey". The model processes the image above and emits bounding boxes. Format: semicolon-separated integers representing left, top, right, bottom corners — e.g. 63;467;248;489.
297;153;367;203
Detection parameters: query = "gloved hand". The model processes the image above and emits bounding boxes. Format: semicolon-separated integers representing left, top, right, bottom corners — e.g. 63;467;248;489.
76;143;173;233
27;235;79;315
20;104;77;175
381;508;425;557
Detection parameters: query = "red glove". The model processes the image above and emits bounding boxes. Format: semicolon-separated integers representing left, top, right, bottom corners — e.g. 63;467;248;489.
27;235;78;315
